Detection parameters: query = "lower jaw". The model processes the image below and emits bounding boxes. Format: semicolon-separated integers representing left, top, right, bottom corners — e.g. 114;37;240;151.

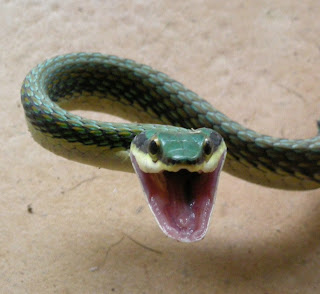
131;154;226;242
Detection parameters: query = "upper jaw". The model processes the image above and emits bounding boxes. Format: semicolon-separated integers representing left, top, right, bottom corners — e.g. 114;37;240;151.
129;141;226;174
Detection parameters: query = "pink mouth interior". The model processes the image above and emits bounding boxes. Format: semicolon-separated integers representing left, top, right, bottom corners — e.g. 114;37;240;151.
131;154;225;242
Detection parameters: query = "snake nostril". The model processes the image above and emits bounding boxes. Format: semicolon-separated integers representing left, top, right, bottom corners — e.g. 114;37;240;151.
170;159;177;165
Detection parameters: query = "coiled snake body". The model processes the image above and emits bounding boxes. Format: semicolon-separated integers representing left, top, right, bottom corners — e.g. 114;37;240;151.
21;53;320;242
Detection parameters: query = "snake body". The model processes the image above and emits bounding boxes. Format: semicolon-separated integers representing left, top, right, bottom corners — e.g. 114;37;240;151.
21;53;320;191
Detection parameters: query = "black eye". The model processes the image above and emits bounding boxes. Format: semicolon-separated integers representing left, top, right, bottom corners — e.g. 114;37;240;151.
148;139;160;157
203;139;213;156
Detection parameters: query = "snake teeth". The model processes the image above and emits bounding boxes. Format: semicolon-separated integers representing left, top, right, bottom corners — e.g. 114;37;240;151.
131;153;226;242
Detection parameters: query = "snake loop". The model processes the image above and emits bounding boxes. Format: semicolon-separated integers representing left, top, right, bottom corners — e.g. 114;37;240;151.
21;53;320;241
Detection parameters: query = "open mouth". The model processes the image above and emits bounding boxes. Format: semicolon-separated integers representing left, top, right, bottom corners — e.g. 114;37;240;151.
131;153;225;242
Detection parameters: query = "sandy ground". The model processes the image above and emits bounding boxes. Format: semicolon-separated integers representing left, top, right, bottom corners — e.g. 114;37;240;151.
1;0;320;293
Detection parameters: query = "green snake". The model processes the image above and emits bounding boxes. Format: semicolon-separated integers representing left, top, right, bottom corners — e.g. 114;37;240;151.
21;53;320;242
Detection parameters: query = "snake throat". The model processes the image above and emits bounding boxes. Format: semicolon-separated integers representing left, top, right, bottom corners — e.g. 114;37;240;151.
131;152;226;242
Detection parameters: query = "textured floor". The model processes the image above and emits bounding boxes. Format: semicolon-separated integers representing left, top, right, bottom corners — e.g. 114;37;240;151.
1;1;320;293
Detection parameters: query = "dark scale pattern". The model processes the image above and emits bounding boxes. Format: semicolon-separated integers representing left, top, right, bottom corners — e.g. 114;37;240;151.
21;53;320;189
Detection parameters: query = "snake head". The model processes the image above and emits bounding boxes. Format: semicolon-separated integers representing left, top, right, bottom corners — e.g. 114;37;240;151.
130;128;227;242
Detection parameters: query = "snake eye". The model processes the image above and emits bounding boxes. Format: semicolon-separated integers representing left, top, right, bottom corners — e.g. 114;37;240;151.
203;138;213;157
148;138;160;161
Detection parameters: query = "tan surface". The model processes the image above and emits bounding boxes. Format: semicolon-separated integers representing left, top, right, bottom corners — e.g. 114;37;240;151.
1;1;320;293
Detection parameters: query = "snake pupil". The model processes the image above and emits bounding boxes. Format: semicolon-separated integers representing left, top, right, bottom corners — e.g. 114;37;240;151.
204;139;213;156
149;139;159;156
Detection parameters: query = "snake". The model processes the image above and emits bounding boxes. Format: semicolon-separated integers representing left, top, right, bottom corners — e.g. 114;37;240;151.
21;53;320;242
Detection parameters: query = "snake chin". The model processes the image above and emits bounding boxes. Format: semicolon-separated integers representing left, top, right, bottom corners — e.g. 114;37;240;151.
131;153;226;242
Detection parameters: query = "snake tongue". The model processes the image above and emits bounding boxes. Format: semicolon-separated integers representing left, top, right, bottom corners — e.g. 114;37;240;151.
131;155;225;242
